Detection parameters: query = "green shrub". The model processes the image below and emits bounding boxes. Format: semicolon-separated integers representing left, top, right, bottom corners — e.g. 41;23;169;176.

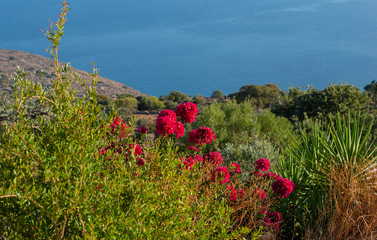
221;140;280;181
97;93;112;106
166;90;189;103
115;97;138;111
117;93;135;99
193;94;206;105
163;100;178;110
229;83;281;108
211;90;224;99
117;107;134;120
272;84;370;122
256;110;298;149
137;96;164;111
137;117;156;133
192;100;258;150
0;4;259;238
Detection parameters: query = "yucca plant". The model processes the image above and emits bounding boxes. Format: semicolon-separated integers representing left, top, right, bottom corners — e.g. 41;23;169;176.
277;112;377;238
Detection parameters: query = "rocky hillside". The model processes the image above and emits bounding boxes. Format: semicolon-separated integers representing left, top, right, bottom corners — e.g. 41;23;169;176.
0;49;145;98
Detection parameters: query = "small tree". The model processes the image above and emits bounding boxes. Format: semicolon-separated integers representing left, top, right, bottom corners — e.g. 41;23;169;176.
272;83;370;122
117;93;135;99
211;90;224;99
137;96;165;111
97;94;112;106
164;101;178;110
193;94;206;105
167;91;188;103
229;84;281;108
115;97;138;111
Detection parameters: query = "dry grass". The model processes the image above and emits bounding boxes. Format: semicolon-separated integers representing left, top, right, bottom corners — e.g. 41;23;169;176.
305;159;377;240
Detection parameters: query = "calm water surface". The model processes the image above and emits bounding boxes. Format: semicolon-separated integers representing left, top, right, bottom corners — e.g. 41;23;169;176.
1;0;376;96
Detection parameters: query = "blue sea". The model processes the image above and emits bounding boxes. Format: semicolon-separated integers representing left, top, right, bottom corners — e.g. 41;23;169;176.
1;0;377;97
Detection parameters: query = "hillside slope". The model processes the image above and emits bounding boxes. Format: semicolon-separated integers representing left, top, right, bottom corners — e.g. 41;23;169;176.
0;49;145;98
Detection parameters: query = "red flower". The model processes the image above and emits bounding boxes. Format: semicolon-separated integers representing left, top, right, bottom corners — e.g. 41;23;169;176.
237;189;245;199
272;178;295;198
175;102;198;123
267;211;283;223
263;217;272;226
128;144;143;156
158;109;177;120
180;154;203;170
174;121;185;138
255;188;267;199
203;151;223;166
137;126;148;134
227;185;238;201
156;110;177;136
98;148;107;156
136;158;144;166
194;155;203;162
255;158;270;172
266;211;283;230
181;156;199;170
108;116;129;138
211;167;230;184
188;145;199;152
188;126;216;145
231;163;242;174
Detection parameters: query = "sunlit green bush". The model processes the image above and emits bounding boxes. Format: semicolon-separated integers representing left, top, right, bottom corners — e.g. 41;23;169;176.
221;140;280;181
0;4;268;238
137;96;164;111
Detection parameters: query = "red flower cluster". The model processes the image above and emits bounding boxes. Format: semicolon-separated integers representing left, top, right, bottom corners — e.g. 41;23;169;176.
188;126;216;145
175;102;198;123
127;144;143;156
231;163;242;174
181;156;195;170
180;155;203;170
264;211;283;230
255;158;270;172
272;178;295;198
255;188;267;199
156;110;177;136
137;126;148;134
136;158;144;166
211;167;230;184
227;185;237;201
203;151;223;166
174;121;185;138
227;185;245;201
155;109;184;138
194;155;203;162
108;116;129;138
237;189;245;199
98;148;107;156
188;145;200;152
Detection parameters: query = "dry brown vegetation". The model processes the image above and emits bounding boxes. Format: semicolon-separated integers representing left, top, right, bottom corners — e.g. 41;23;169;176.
305;159;377;240
0;49;145;98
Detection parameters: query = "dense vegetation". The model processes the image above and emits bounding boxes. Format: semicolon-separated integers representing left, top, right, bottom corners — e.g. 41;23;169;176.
1;3;377;239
